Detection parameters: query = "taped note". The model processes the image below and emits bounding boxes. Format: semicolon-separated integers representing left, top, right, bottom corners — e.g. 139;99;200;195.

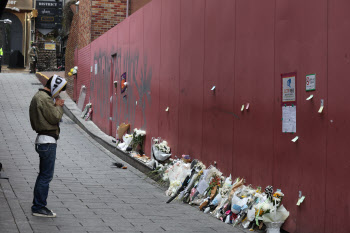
297;196;305;206
318;106;324;113
306;95;313;100
291;136;299;142
319;99;324;113
282;106;296;133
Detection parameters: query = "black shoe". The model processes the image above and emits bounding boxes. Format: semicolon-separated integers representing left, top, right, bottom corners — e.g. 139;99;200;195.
113;162;124;168
32;207;56;218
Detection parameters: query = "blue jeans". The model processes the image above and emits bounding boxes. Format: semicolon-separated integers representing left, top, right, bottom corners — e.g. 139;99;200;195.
32;143;57;212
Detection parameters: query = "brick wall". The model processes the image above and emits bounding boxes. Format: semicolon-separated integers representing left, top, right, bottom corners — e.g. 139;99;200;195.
78;0;91;49
130;0;151;14
91;0;127;41
65;12;79;99
36;42;57;71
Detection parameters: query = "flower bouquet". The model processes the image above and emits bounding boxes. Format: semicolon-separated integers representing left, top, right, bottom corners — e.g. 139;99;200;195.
68;66;78;76
180;162;205;203
253;186;289;232
164;160;191;197
210;175;233;218
190;166;222;208
152;137;171;162
117;134;133;151
129;128;146;153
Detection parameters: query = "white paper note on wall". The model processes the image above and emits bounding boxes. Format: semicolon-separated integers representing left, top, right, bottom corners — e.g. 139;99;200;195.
282;106;296;133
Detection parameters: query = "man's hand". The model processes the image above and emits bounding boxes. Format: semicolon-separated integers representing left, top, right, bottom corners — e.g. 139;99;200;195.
55;99;65;107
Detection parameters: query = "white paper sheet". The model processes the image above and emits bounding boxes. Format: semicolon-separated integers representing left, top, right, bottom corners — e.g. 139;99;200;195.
282;106;296;133
196;180;209;194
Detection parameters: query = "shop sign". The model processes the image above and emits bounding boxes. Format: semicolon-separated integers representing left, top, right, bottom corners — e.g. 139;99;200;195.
6;0;33;10
44;43;55;51
36;1;62;29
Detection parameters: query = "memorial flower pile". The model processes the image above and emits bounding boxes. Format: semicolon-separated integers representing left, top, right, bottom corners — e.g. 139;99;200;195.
154;158;289;232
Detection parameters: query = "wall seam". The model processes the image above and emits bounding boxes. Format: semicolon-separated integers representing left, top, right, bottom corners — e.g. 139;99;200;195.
232;0;237;175
324;0;329;232
201;0;206;162
158;0;162;139
159;1;163;138
272;0;277;190
177;0;181;155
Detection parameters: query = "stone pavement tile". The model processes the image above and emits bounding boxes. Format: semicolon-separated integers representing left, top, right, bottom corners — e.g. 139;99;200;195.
77;218;105;227
14;221;34;233
31;225;60;233
73;213;100;219
58;226;113;232
119;223;167;232
0;221;20;233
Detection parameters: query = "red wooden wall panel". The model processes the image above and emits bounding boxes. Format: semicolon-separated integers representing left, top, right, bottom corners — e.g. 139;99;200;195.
130;9;144;133
159;0;180;156
107;26;119;138
233;0;275;188
77;44;91;110
143;0;161;156
326;0;350;232
178;0;205;159
274;1;328;232
202;0;235;175
90;34;110;134
292;1;327;233
274;1;303;231
116;18;131;132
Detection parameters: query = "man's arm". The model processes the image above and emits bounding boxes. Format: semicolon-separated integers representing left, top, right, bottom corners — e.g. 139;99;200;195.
39;97;64;125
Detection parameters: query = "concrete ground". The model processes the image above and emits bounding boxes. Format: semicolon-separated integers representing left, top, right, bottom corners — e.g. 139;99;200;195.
0;73;255;233
0;65;30;73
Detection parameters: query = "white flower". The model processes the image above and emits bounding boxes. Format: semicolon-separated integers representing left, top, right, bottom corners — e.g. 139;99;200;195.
133;128;146;137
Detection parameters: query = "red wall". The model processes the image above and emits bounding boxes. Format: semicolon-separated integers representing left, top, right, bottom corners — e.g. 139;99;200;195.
75;1;350;232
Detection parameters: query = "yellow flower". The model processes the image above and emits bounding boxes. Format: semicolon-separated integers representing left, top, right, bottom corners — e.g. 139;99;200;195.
68;72;72;76
255;209;264;216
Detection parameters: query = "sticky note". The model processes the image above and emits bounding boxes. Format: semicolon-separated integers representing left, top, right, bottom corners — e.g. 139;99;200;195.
296;196;305;206
318;106;324;113
291;136;299;142
211;86;216;91
306;95;313;100
241;105;245;111
246;103;250;110
165;107;169;112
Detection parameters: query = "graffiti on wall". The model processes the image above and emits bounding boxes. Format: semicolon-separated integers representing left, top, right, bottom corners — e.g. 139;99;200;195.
90;47;152;134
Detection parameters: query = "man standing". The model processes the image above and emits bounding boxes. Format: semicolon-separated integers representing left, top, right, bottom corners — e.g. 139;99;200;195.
28;42;38;73
0;47;3;73
29;75;67;217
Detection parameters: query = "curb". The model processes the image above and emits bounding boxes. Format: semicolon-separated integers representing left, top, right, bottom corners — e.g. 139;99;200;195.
62;104;153;175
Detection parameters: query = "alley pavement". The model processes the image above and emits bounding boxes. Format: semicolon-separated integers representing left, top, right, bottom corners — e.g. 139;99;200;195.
0;73;248;233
